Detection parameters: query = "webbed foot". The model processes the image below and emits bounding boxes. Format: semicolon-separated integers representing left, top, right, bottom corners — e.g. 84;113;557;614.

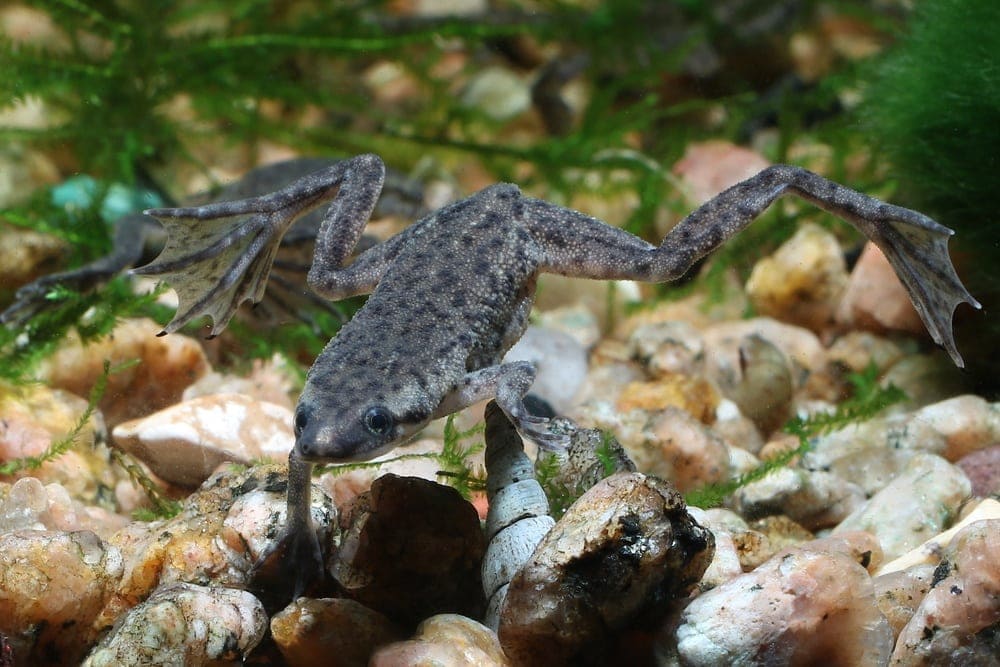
867;207;981;367
133;202;286;336
249;524;327;611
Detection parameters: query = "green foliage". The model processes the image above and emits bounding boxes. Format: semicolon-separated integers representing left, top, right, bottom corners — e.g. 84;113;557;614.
535;430;620;520
110;448;182;519
0;277;166;384
685;363;907;509
533;452;575;520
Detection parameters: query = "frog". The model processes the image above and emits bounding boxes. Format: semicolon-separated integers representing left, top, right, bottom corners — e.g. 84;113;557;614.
133;153;978;601
0;157;425;330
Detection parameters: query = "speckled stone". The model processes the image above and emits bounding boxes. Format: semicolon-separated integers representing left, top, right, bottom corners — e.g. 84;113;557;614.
890;519;1000;665
669;532;891;666
832;453;972;560
0;529;123;666
499;472;713;666
956;444;1000;496
82;583;266;667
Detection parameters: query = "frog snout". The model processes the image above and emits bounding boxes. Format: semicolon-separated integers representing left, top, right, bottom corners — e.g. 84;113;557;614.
295;423;366;462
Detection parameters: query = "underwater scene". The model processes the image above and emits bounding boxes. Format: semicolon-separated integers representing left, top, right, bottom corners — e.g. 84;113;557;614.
0;1;997;665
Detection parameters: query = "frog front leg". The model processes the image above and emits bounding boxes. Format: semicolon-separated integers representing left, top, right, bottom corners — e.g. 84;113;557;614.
433;361;568;450
522;165;979;366
134;153;388;335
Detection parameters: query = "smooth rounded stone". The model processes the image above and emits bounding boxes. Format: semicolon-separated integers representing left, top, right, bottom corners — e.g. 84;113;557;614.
733;467;865;530
832;453;972;561
668;531;892;667
535;273;641;331
112;393;295;487
686;508;743;589
101;464;336;627
672;141;772;208
836;242;924;336
499;472;714;666
182;353;298;410
802;411;948;473
0;477;128;538
601;406;729;494
504;325;588;414
890;519;1000;665
332;474;486;627
82;582;265;667
905;394;1000;462
742;515;816;569
957;444;1000;496
825;447;921;498
701;317;825;390
540;417;637;497
571;361;647;410
872;564;936;638
531;303;602;350
36;317;210;427
371;614;509;667
627;320;705;377
0;529;123;666
713;399;765;455
270;597;404;667
876;498;1000;577
825;331;908;374
616;373;720;426
745;223;848;333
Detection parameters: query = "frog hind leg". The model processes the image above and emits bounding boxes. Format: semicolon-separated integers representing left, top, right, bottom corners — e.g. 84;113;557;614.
524;165;981;367
133;154;386;336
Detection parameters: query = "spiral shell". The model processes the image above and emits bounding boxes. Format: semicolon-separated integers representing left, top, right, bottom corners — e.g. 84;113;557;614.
480;402;555;630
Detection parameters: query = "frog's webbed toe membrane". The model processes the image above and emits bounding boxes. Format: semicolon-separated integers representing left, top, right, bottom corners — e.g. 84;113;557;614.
134;208;281;336
873;210;981;368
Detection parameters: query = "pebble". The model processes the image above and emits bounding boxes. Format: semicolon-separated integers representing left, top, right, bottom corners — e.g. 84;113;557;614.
872;564;936;638
837;242;924;336
504;325;588;415
626;320;705;377
371;614;509;667
832;453;972;560
722;334;794;436
0;222;66;287
535;273;641;332
532;303;602;350
672;141;771;207
668;532;892;666
82;583;266;667
36;317;210;427
0;477;128;538
499;472;714;666
102;464;335;626
733;467;865;530
331;474;486;627
616;373;720;425
956;444;1000;496
270;597;403;667
890;519;1000;665
745;223;848;332
586;406;728;493
181;353;298;410
111;393;295;487
825;331;908;374
0;529;123;666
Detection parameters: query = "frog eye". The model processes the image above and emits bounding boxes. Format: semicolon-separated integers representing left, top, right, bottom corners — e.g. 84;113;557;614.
294;408;309;437
363;406;394;436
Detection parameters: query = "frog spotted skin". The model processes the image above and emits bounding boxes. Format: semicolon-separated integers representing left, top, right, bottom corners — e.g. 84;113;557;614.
135;153;978;600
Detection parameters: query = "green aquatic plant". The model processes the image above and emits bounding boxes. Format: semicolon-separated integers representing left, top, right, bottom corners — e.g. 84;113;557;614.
685;363;906;509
